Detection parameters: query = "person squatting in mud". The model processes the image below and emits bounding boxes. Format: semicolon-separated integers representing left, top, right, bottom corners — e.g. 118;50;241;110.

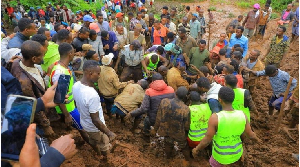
1;0;299;166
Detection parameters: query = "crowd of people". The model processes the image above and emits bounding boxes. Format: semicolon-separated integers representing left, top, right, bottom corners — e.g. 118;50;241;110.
1;0;299;166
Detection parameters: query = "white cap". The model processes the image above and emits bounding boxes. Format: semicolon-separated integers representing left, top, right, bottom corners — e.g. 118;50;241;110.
102;53;114;65
73;24;82;32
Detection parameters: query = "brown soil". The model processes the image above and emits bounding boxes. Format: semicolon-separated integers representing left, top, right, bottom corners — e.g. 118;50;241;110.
50;1;299;167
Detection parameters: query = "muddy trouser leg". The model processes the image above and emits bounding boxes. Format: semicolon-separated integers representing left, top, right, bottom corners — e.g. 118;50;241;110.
143;116;153;135
164;137;174;159
132;117;142;131
34;111;53;135
104;97;115;117
290;104;299;128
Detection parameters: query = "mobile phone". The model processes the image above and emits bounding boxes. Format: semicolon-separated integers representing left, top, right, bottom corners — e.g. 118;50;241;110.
54;74;71;104
1;95;37;161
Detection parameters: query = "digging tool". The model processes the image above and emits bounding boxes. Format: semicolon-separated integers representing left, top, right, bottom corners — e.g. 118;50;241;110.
275;77;294;133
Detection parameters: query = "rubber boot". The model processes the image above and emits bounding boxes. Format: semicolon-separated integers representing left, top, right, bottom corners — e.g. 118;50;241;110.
131;118;141;133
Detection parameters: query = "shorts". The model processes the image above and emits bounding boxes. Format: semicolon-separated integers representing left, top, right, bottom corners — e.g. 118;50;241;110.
187;136;200;148
87;131;110;152
269;93;292;110
257;25;266;36
164;136;187;149
243;28;255;37
209;156;242;167
61;108;83;130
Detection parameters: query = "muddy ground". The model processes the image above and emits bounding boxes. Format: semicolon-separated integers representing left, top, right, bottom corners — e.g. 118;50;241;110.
49;1;299;167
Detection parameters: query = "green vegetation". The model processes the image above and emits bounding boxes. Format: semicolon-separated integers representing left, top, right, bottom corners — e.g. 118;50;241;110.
270;13;279;20
6;0;102;14
208;6;217;11
228;13;235;18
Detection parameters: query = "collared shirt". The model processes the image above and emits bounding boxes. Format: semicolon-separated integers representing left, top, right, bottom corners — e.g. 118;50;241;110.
167;67;189;91
256;69;297;97
247;59;257;69
98;66;128;97
19;61;45;89
115;28;128;48
114;83;145;113
175;35;197;56
228;33;248;57
154;98;190;142
120;45;144;66
89;36;105;56
97;21;110;32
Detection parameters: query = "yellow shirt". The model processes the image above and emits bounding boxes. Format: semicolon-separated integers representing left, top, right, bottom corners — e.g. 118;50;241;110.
276;36;283;44
98;66;128;97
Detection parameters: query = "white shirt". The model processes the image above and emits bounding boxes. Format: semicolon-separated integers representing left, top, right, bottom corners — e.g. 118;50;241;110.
207;82;222;100
102;10;108;19
73;81;106;132
169;22;177;34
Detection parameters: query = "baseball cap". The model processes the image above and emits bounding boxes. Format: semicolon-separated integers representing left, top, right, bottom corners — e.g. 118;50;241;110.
164;43;174;51
130;40;141;50
116;12;124;18
83;15;94;22
102;53;114;65
89;23;100;33
82;44;93;51
253;3;260;9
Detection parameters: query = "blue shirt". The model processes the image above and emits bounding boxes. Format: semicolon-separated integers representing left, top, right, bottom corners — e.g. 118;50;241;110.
8;32;29;49
97;21;110;32
189;20;201;39
256;69;297;97
101;31;119;58
293;7;299;26
229;33;248;58
14;12;22;20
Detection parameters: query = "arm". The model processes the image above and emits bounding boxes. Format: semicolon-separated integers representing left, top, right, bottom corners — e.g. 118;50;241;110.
159;55;169;67
112;72;129;90
141;59;149;73
114;55;122;71
243;114;262;143
290;78;298;92
242;38;248;58
193;113;218;154
130;94;150;117
244;90;258;115
153;100;164;132
40;147;65;167
90;112;114;137
98;38;105;57
242;13;249;26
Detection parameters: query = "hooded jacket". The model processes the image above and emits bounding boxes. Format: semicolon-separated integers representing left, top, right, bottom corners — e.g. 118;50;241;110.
130;80;175;124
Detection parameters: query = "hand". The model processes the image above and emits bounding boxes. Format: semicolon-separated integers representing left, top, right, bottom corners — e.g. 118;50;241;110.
150;129;156;136
9;33;16;39
190;64;197;70
9;55;22;63
128;80;134;84
123;113;133;125
119;44;124;50
146;69;151;76
182;71;188;77
107;131;117;142
113;45;118;51
64;115;73;127
19;124;40;167
50;134;77;159
205;62;212;69
104;44;110;50
192;148;198;158
145;51;150;54
41;81;57;108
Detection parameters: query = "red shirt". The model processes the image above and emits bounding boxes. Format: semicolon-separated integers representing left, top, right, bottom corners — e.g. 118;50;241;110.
214;74;243;88
6;7;14;15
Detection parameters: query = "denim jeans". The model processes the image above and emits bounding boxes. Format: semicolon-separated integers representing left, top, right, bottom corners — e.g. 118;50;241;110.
208;99;222;113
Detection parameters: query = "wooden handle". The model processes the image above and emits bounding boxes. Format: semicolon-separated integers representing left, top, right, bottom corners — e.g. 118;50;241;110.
275;77;294;133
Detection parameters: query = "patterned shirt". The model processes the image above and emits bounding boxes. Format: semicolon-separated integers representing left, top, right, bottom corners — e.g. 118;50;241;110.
154;98;190;142
129;18;140;31
256;69;297;97
265;35;289;64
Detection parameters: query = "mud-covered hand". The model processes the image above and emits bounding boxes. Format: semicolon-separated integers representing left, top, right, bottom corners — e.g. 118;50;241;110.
192;148;199;158
50;134;77;160
107;131;117;142
124;113;133;125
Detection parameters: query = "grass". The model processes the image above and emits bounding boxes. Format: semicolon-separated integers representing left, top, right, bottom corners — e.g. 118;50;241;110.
208;6;217;11
228;13;235;18
236;1;251;8
270;13;279;20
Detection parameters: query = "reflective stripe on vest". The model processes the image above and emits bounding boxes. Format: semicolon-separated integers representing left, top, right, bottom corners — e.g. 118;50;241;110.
232;88;250;122
146;53;159;71
212;110;246;165
49;63;75;114
188;103;212;141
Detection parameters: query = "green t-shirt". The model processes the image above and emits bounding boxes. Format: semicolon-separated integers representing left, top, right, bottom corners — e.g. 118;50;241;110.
41;42;59;72
188;47;209;75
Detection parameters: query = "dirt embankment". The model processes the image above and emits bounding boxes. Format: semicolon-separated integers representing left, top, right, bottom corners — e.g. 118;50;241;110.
49;1;299;167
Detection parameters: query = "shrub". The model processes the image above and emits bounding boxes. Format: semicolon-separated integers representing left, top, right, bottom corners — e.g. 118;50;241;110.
228;13;235;18
270;13;279;20
209;6;217;11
